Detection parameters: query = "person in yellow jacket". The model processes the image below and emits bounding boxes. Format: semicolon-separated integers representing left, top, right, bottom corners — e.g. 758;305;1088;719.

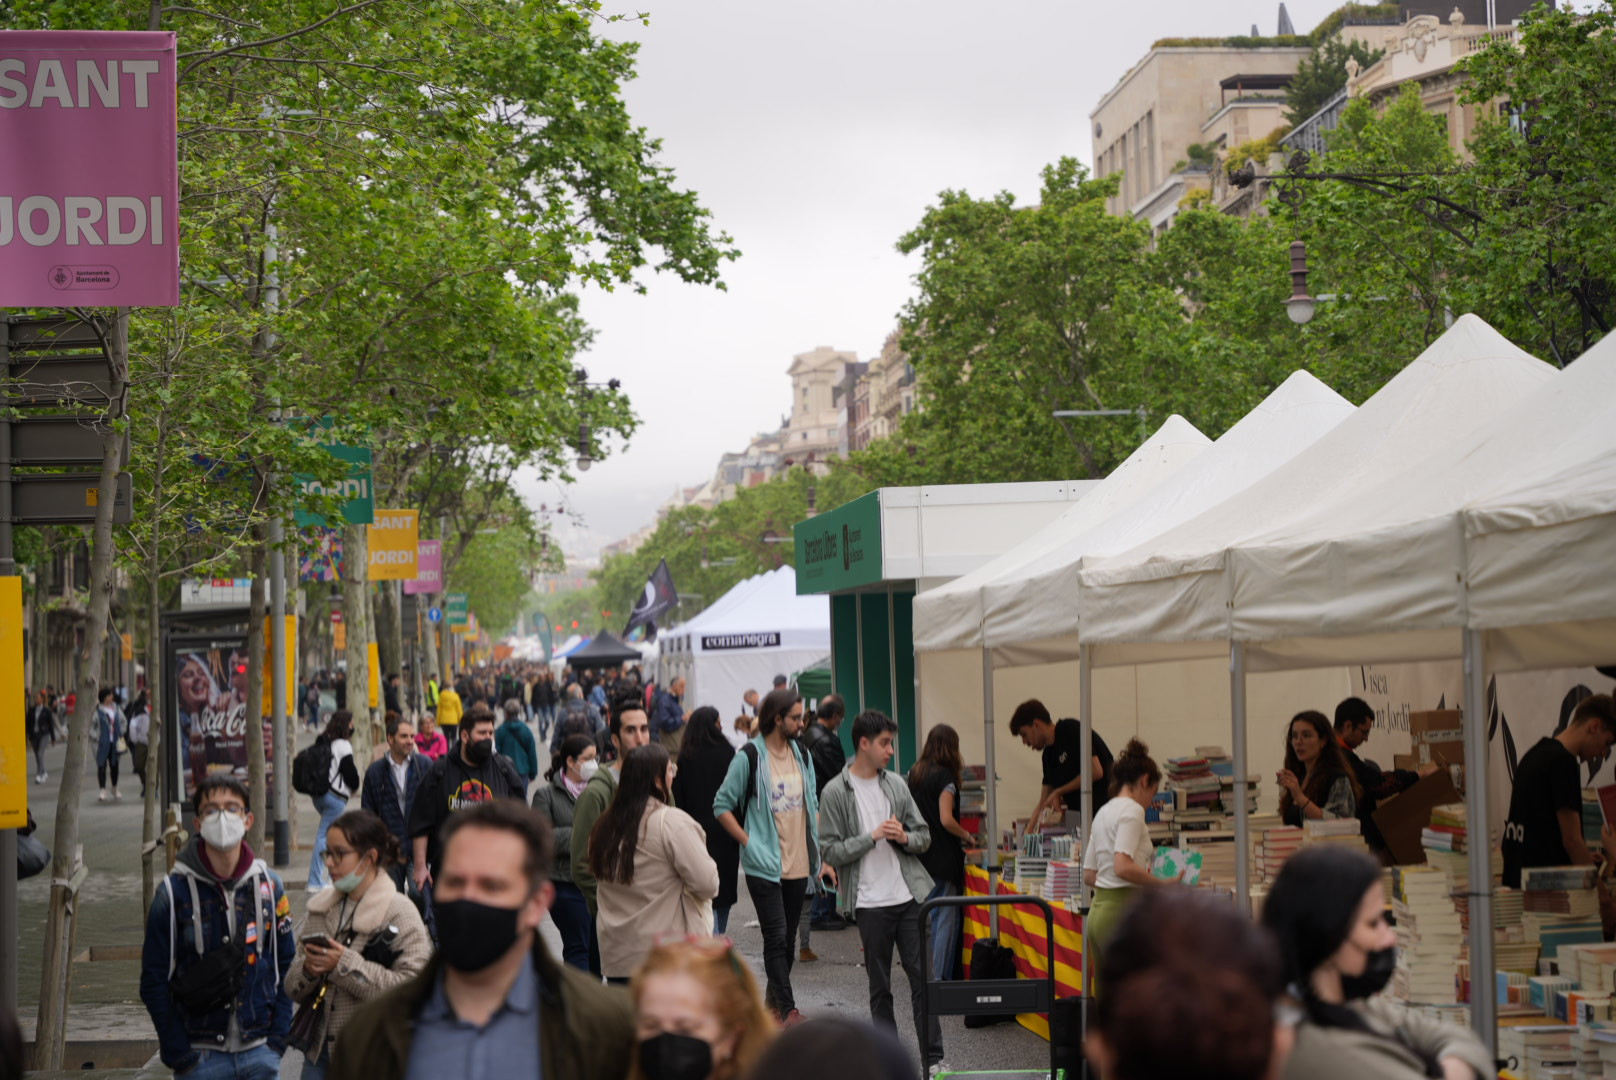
435;684;463;736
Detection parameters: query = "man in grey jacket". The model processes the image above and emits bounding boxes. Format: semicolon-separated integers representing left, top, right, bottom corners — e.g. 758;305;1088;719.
818;710;944;1074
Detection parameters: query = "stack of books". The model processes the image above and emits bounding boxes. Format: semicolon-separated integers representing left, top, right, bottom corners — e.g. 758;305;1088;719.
1179;831;1238;891
1011;857;1049;895
1044;860;1083;904
1422;803;1469;891
959;765;986;817
1302;817;1371;855
1256;825;1304;884
1498;1026;1574;1079
1583;1022;1616;1079
1165;756;1222;812
1566;1023;1605;1076
1391;866;1464;1004
1524;867;1605;960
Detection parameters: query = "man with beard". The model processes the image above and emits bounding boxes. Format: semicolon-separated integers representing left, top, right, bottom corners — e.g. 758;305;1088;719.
330;801;633;1080
409;705;527;893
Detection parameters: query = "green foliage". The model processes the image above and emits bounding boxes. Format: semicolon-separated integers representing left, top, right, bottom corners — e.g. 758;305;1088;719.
1226;127;1292;177
1178;187;1214;209
1307;4;1401;44
1284;36;1387;129
1151;35;1309;49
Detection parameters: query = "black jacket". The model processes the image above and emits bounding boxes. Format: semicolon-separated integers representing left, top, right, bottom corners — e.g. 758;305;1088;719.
671;740;741;909
798;721;845;798
406;748;527;875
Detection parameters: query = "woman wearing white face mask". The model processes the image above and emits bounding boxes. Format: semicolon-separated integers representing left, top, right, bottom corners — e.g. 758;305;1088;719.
533;733;599;973
285;810;430;1080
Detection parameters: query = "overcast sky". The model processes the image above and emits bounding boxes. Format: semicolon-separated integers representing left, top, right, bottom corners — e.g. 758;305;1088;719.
516;0;1529;559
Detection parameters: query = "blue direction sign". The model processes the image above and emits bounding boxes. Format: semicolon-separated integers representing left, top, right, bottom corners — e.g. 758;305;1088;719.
427;607;443;624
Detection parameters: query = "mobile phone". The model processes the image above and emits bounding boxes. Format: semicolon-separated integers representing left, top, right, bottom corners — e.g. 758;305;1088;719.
300;933;333;949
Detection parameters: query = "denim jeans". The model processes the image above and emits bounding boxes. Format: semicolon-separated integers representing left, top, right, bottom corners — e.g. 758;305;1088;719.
188;1045;282;1080
549;880;594;972
924;879;961;981
30;735;49;777
810;884;839;924
307;790;347;889
746;874;808;1014
713;902;732;936
300;1047;329;1080
856;900;944;1066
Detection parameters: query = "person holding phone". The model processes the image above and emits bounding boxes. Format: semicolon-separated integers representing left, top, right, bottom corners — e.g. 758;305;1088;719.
284;810;430;1080
817;710;945;1076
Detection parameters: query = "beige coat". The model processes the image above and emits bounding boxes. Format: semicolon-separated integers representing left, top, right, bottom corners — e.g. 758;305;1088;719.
284;871;431;1060
597;800;720;978
1282;995;1494;1080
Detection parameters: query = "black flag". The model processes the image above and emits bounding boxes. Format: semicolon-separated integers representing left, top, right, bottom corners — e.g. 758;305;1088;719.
623;558;678;642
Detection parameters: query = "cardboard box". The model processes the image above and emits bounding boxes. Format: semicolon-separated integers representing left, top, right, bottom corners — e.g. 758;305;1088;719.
1410;709;1464;744
1394;754;1420;773
1371;768;1463;865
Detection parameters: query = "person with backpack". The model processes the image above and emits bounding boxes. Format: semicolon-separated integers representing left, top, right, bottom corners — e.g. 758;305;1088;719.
713;687;821;1026
550;683;603;753
139;775;295;1080
296;711;360;891
495;699;539;793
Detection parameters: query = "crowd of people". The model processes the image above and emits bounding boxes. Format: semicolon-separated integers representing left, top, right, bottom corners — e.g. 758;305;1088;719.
128;661;1551;1080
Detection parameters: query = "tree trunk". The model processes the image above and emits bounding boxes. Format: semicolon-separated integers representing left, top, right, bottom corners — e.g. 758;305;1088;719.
32;311;128;1071
342;523;375;760
245;535;268;854
422;592;440;697
141;402;169;910
376;576;401;686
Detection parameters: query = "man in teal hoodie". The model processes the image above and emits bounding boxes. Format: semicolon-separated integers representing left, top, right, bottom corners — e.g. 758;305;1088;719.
714;687;822;1025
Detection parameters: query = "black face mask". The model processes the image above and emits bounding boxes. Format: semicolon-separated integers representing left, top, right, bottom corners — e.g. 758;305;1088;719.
638;1033;713;1080
465;737;493;766
434;898;522;972
1340;944;1397;1000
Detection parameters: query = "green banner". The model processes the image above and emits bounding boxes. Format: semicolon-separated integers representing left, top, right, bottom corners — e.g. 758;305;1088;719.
445;592;469;627
794;490;883;594
293;422;374;527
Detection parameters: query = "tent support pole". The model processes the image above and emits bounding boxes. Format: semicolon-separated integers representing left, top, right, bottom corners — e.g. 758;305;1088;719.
1080;642;1095;998
981;646;998;938
1231;643;1251;911
1463;628;1496;1055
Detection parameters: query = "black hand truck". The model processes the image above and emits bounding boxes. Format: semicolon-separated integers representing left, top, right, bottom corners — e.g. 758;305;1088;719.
917;892;1064;1080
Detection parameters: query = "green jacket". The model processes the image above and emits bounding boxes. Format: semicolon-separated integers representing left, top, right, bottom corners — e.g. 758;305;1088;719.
569;765;617;914
817;764;935;917
328;936;633;1080
713;735;821;883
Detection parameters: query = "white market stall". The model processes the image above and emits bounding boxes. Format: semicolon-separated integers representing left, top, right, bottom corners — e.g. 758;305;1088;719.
660;567;830;718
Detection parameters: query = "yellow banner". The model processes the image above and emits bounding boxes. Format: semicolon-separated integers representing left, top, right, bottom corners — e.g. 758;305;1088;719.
367;510;419;581
260;615;299;717
368;642;381;709
0;579;26;827
120;632;133;662
334;621;347;653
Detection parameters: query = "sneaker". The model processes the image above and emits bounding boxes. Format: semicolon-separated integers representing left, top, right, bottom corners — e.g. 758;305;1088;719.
97;789;107;802
809;917;848;932
112;787;122;801
929;1063;949;1078
799;947;818;963
781;1009;807;1028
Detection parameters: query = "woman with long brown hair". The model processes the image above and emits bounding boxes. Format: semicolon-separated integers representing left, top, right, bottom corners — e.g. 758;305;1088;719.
1277;711;1361;827
590;743;720;982
631;937;775;1080
906;724;973;981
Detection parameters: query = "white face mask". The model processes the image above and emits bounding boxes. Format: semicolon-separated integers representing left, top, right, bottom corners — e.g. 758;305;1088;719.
200;810;246;851
578;759;600;781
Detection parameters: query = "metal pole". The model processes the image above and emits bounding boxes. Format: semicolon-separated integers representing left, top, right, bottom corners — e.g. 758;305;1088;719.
1079;642;1094;1000
886;585;899;760
1231;643;1251;910
981;646;999;939
0;322;18;1018
1463;629;1497;1053
269;522;288;867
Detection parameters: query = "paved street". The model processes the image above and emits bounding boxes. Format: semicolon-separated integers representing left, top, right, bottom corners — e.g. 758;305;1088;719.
15;722;1053;1076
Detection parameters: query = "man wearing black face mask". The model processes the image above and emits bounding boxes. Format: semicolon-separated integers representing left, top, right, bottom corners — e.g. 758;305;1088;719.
331;801;634;1080
409;705;528;894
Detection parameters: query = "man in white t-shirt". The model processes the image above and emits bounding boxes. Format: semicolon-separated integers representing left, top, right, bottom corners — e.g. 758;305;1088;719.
818;711;946;1075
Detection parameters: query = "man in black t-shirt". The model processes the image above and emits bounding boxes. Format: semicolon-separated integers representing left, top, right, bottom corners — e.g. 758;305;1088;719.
1502;693;1616;889
1008;698;1114;825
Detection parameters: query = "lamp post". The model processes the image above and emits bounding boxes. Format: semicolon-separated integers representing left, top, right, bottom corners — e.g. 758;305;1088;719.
572;369;621;473
1284;240;1316;325
1052;406;1148;444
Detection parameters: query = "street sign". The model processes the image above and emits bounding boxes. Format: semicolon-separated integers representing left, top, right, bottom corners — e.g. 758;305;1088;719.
9;416;128;467
3;316;114;406
10;471;132;525
445;592;469;627
427;607;443;624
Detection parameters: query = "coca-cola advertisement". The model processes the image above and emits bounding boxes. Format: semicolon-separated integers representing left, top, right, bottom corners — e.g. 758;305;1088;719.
168;634;273;800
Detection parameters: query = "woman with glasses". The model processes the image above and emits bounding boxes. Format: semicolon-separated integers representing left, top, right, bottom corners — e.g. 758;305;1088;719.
630;937;775;1080
591;743;720;983
285;809;430;1080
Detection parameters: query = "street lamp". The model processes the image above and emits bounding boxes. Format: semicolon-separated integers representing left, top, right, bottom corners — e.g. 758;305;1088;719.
1284;240;1316;325
575;421;593;472
571;368;620;472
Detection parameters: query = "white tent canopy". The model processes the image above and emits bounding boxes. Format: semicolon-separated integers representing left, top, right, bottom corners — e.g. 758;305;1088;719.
661;567;830;716
1078;315;1558;666
913;414;1211;654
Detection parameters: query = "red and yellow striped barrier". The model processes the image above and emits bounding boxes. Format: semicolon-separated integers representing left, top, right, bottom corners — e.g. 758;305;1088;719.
962;864;1085;1040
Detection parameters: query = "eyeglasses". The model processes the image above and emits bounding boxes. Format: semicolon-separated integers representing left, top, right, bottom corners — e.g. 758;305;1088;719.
200;807;246;820
320;847;356;863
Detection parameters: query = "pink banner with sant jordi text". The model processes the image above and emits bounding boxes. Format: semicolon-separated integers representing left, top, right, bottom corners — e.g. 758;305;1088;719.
404;539;442;595
0;31;179;306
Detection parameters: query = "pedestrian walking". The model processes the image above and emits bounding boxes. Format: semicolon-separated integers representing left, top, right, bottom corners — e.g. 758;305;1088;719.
303;680;322;734
672;707;742;935
495;699;539;792
817;710;944;1074
28;689;54;784
138;776;294;1080
713;688;821;1026
798;694;847;941
305;711;360;890
632;938;776;1080
654;676;689;756
328;801;635;1080
94;686;126;802
407;705;527;894
569;694;654;917
532;733;598;973
907;723;972;980
434;681;463;737
284;809;431;1080
359;715;432;893
127;694;152;798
